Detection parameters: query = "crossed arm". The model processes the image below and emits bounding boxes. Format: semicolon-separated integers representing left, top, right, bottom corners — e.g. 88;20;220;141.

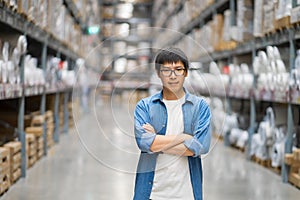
142;123;194;157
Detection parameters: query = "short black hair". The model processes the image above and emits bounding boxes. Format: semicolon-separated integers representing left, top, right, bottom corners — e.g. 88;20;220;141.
154;47;189;72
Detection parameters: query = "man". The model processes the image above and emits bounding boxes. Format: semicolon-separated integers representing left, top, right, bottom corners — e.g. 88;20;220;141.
133;47;211;200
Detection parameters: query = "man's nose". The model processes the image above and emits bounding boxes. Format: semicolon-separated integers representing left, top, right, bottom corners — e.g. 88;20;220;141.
170;71;177;78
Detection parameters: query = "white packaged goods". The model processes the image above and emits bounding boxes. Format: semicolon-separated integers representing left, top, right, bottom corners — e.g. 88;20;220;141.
116;3;133;19
263;2;275;34
114;58;127;73
233;0;253;42
253;0;264;37
126;60;138;72
290;6;300;24
222;10;232;41
137;42;150;56
271;127;286;167
275;0;292;20
115;23;130;38
114;41;127;56
137;22;150;38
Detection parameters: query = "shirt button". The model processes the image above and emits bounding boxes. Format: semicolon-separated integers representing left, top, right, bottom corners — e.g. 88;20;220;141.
162;124;165;127
149;182;152;185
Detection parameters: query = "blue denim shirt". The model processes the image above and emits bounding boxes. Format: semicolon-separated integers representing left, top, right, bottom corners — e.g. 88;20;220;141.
133;90;211;200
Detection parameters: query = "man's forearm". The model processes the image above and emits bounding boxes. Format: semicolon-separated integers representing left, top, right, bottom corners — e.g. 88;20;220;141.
150;134;192;153
162;143;194;156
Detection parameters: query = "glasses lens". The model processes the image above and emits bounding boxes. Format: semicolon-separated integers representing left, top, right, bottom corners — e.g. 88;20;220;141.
161;70;171;76
175;69;184;76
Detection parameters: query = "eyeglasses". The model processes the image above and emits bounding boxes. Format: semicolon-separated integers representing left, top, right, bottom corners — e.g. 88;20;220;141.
160;68;186;77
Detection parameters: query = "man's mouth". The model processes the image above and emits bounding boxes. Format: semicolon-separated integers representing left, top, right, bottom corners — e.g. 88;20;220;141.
168;82;179;85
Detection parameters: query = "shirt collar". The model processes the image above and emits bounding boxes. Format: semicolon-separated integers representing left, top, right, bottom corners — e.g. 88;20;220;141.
152;88;194;104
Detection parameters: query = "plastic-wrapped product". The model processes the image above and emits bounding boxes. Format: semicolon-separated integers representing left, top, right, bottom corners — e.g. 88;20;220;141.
2;42;9;62
236;130;249;149
271;126;286;167
295;50;300;71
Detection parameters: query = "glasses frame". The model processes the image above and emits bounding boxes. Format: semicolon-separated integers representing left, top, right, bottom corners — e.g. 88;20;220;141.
160;67;186;77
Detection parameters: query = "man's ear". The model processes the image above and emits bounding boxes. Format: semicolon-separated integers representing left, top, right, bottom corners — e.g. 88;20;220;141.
184;70;188;77
156;70;161;77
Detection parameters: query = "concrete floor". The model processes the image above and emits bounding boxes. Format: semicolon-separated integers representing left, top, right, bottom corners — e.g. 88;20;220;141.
1;99;300;200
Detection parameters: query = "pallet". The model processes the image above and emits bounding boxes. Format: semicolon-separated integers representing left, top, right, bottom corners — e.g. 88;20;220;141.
0;180;9;196
251;156;272;168
269;166;281;175
0;168;10;196
289;173;300;189
230;144;245;153
27;155;36;169
264;28;276;37
275;16;291;31
11;168;21;184
0;148;9;172
212;132;223;141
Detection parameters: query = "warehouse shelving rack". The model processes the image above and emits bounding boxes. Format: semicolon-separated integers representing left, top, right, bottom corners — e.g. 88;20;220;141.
154;0;300;183
0;1;84;178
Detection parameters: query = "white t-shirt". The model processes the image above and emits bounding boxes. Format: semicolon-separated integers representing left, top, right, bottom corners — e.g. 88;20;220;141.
150;96;194;200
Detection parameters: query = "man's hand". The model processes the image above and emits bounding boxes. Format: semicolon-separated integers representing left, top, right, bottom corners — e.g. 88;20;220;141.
142;123;155;133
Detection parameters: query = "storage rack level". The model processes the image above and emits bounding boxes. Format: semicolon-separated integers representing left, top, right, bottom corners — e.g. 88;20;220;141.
0;1;86;179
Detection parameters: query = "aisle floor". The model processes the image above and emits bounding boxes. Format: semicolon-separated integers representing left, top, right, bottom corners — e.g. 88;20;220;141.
2;100;300;200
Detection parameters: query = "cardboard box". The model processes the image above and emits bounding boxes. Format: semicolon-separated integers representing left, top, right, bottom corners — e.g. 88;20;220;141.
4;141;21;155
31;115;45;126
25;127;43;137
294;148;300;161
12;168;21;183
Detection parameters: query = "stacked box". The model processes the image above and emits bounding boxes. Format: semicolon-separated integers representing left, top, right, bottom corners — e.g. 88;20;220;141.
0;147;10;195
45;111;54;148
30;114;45;127
26;134;36;169
68;103;74;128
27;114;44;158
101;6;114;19
25;126;43;137
212;14;224;51
3;141;21;184
36;136;44;160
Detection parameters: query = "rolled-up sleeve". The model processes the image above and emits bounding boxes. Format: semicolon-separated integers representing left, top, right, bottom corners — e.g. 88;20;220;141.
184;100;211;157
134;100;156;153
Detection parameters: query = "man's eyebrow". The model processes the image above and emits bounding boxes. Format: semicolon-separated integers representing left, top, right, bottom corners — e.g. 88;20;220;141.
161;66;184;69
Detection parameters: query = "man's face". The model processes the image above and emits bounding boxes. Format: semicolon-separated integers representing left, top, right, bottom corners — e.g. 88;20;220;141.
158;61;187;95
